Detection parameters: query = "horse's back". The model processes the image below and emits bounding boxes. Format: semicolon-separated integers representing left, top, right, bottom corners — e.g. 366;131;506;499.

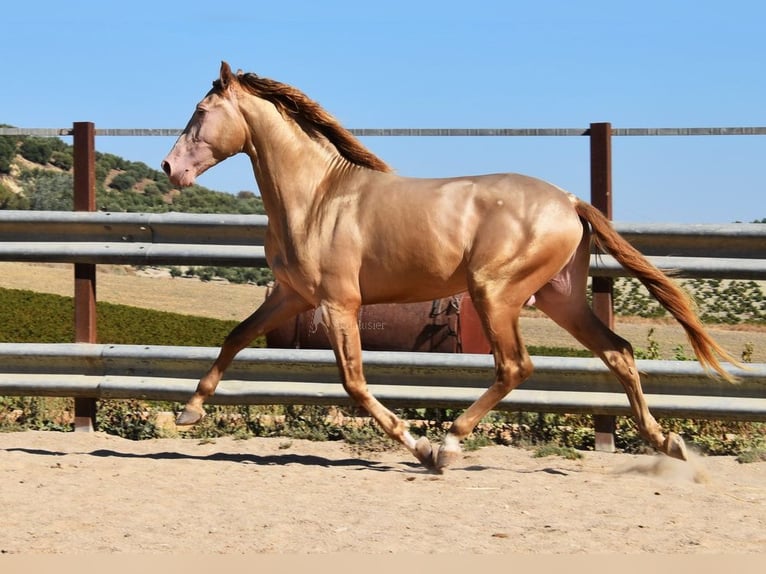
349;171;582;303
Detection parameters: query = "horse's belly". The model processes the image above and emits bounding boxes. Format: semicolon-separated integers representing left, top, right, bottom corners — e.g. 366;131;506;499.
359;265;468;305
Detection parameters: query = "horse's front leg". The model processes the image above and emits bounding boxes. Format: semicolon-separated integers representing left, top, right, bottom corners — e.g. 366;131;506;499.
320;300;437;470
176;283;311;425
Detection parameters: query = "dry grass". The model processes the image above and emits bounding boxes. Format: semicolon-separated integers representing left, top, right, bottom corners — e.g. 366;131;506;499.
1;261;764;361
0;262;266;322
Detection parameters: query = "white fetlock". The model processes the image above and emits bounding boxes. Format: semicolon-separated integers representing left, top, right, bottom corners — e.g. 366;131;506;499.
435;434;462;471
402;430;418;451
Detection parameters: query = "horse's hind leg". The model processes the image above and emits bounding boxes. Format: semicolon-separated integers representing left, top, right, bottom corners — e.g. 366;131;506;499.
176;282;311;425
534;286;688;461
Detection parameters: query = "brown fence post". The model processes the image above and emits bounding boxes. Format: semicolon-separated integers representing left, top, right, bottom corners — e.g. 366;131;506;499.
589;122;616;452
72;122;97;432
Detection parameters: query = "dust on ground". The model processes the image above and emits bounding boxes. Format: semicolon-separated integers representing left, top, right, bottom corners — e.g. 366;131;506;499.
0;431;764;554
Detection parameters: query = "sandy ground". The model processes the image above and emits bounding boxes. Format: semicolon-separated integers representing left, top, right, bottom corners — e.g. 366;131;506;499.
2;264;765;557
0;262;764;361
0;430;764;555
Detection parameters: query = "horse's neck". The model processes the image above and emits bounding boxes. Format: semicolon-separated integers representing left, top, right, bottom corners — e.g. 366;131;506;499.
244;108;337;225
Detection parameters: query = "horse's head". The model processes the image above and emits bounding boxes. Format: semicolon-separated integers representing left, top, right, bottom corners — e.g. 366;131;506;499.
162;61;249;187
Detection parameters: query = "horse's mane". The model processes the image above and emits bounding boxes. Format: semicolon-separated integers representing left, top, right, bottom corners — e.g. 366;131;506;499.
218;73;391;173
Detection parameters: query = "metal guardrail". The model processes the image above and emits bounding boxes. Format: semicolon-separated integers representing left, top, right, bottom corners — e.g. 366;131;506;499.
3;126;766;137
0;211;764;278
0;211;268;266
1;343;764;421
2;124;764;432
1;211;764;422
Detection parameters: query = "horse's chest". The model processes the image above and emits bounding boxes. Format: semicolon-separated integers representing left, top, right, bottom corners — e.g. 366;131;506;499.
264;231;324;286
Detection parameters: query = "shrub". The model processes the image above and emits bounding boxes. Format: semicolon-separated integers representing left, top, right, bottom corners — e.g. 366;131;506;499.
108;172;137;191
182;266;275;286
19;137;56;165
0;134;18;174
20;170;74;210
0;396;72;431
0;182;29;209
50;150;73;170
96;399;160;440
610;277;765;324
533;444;582;459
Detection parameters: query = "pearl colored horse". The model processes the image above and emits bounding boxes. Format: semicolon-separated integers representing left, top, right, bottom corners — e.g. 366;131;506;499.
162;62;738;471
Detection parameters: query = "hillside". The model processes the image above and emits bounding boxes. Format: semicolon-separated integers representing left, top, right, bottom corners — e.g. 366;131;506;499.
0;127;264;214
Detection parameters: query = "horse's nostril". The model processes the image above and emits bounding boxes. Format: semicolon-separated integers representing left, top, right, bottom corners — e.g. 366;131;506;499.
161;160;171;176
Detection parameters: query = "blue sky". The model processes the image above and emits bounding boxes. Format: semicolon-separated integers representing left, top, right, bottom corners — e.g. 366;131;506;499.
1;0;764;223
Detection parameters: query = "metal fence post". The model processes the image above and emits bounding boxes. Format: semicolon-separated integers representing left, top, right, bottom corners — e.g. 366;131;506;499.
72;121;97;432
589;122;617;452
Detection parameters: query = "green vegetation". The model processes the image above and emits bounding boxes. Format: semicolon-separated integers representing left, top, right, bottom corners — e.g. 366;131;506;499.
173;265;275;286
533;443;583;460
0;286;763;460
0;129;764;460
0;130;265;215
0;127;18;173
736;446;766;463
1;130;274;284
0;181;28;209
19;170;73;211
611;277;765;324
0;288;243;346
19;136;69;166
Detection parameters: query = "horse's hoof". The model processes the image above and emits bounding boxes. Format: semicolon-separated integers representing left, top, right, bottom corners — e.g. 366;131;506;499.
664;432;688;461
414;436;439;471
435;443;461;471
176;405;204;426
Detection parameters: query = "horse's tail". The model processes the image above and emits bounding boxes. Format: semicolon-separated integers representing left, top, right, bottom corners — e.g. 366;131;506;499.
573;198;741;382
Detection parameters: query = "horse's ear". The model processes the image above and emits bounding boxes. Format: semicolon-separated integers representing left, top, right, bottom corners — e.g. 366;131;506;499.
219;61;235;90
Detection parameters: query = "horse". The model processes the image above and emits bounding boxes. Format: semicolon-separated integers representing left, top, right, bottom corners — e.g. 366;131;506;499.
162;61;739;472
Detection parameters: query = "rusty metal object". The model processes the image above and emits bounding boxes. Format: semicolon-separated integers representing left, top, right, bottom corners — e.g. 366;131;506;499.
265;285;490;354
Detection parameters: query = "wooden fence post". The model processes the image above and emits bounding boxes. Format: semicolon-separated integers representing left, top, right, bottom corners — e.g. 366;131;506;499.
72;122;97;432
589;122;616;452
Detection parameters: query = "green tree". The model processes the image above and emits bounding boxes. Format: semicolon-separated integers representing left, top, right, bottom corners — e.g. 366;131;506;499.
0;135;18;174
109;172;137;191
50;150;73;170
124;160;154;180
19;138;55;165
96;152;129;172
